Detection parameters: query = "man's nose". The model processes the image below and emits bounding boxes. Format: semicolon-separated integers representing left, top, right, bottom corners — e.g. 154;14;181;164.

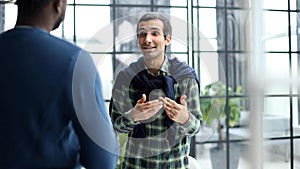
144;33;153;43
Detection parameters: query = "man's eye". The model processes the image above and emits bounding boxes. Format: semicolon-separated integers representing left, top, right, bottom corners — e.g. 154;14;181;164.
138;32;147;37
151;31;160;36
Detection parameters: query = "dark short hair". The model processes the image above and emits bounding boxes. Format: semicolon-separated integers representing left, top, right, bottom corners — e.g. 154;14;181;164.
136;12;172;38
15;0;52;16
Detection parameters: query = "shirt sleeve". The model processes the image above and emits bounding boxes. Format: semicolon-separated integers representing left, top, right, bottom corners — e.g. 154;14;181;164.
72;50;119;169
109;78;139;134
178;78;202;136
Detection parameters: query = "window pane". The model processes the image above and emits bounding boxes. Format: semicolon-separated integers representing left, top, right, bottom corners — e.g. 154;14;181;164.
170;0;187;6
93;54;114;100
263;140;291;168
194;0;216;7
113;12;139;53
264;97;291;138
264;11;289;52
263;113;290;138
200;52;223;86
264;53;290;95
294;139;300;168
113;0;151;5
4;3;17;31
291;0;297;10
75;0;110;5
263;0;288;10
198;8;217;38
170;9;188;53
290;12;298;52
75;6;111;49
292;97;299;128
170;8;187;22
193;8;217;52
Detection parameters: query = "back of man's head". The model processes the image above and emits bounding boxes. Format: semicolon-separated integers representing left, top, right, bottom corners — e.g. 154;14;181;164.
15;0;52;16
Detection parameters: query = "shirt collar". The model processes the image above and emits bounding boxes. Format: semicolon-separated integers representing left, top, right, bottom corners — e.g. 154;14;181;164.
143;56;170;76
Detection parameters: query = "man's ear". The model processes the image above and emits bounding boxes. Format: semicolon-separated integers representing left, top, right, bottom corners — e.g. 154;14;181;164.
53;0;65;14
165;35;172;46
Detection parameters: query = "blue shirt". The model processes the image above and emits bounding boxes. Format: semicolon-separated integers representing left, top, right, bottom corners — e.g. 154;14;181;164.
0;27;119;169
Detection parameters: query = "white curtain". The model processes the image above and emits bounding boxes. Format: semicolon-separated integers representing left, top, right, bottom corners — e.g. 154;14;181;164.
216;0;250;91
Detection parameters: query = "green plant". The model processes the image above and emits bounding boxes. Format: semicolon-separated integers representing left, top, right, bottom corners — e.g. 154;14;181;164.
200;81;243;148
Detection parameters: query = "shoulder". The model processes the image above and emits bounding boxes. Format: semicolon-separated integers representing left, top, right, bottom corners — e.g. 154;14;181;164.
167;56;197;81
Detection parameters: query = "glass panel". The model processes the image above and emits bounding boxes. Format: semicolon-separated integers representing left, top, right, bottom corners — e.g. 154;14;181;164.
294;139;300;168
264;97;291;138
170;0;187;6
199;52;223;87
170;8;187;22
263;11;289;52
75;6;111;49
170;9;188;53
92;54;114;100
263;0;288;10
74;0;110;5
263;140;291;168
193;8;217;52
4;3;17;31
113;12;139;53
194;0;216;7
169;38;188;53
290;0;297;10
113;0;151;5
293;97;299;129
291;54;298;95
198;8;217;38
264;53;290;95
290;12;297;52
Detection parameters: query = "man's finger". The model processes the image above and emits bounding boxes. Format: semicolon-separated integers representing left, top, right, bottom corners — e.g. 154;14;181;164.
180;95;187;106
137;94;147;104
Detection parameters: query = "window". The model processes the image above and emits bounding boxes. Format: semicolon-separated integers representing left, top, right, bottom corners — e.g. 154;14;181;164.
2;0;300;168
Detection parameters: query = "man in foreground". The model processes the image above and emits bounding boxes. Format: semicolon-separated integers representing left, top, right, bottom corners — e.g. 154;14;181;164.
0;0;118;168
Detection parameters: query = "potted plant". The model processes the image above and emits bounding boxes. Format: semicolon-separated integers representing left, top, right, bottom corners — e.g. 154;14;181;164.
200;81;243;169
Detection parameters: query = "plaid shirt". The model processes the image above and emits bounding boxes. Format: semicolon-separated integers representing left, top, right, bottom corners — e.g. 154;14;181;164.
110;57;202;169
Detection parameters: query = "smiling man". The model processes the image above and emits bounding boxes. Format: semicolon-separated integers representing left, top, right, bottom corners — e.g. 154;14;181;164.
109;12;202;169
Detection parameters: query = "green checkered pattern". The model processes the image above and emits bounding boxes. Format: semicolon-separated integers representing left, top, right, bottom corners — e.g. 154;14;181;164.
110;58;202;169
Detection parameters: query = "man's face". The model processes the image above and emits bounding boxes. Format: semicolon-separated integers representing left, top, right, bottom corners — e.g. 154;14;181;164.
137;19;171;59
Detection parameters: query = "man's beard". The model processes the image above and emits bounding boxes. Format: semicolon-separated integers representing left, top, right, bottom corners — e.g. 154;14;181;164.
52;15;64;31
